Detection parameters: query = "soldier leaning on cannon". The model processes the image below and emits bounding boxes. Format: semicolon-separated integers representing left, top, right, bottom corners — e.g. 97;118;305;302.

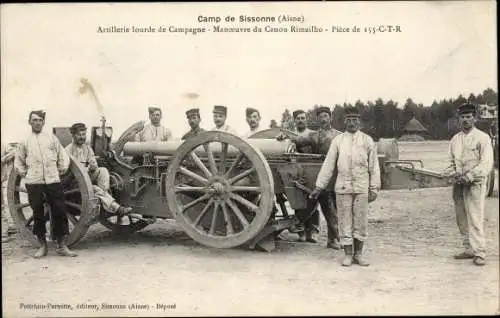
310;107;381;267
280;107;342;249
14;110;77;258
289;109;320;243
444;103;494;266
181;108;206;140
65;123;134;217
243;107;262;138
211;105;238;135
135;106;173;142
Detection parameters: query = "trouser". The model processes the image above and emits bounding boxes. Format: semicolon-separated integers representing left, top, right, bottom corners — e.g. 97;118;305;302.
89;167;120;213
295;199;320;234
1;182;16;236
453;182;487;258
25;183;69;241
318;192;339;243
89;167;110;192
336;193;368;246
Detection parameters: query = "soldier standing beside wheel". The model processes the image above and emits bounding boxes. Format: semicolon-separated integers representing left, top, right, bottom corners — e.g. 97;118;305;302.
211;105;238;135
310;107;380;267
283;107;342;249
65;123;134;217
181;108;206;140
444;103;493;266
1;142;17;243
14;110;77;258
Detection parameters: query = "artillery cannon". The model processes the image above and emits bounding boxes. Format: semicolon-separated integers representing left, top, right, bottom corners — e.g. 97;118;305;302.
6;121;482;252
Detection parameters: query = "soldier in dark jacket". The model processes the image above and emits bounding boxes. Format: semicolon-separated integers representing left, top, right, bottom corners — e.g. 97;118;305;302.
182;108;206;140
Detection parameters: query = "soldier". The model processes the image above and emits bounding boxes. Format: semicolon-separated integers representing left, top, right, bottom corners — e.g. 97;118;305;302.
290;109;319;242
1;142;17;243
244;107;262;138
14;110;77;258
310;107;380;266
135;106;173;142
211;105;238;134
181;108;206;140
444;103;493;266
65;123;134;217
286;107;342;249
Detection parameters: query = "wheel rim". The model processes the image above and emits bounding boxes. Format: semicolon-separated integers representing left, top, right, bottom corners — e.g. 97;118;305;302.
166;131;274;248
7;159;96;247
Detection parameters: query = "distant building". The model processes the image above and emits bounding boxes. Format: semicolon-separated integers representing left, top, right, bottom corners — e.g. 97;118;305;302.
478;104;497;119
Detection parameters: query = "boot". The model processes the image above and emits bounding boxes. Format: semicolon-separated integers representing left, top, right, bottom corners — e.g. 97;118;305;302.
353;239;369;266
33;238;48;259
342;245;353;266
327;238;341;250
55;237;78;257
306;230;318;243
297;231;306;242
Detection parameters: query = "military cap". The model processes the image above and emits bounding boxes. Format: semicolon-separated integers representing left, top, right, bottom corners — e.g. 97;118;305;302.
213;105;227;115
28;110;46;122
246;107;260;117
344;106;361;118
316;106;331;116
185;108;200;117
69;122;87;134
457;103;476;115
148;106;162;114
292;109;305;119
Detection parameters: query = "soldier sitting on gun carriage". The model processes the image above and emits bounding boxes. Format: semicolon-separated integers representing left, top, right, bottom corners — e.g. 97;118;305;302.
65;123;135;217
211;105;238;135
243;107;263;138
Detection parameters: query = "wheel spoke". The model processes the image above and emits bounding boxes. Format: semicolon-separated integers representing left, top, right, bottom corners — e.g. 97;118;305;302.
228;192;260;213
225;198;250;228
221;202;234;235
219;142;229;175
224;153;244;179
178;167;209;185
228;167;256;185
203;143;218;175
175;186;207;193
189;151;212;178
229;186;262;193
64;188;80;196
209;202;219;236
14;202;30;210
65;201;82;211
181;193;211;212
192;198;214;226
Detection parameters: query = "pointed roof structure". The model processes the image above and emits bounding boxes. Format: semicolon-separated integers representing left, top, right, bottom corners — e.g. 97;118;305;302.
403;117;428;133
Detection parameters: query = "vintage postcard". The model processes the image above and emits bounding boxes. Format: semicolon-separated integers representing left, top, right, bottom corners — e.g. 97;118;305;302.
1;1;498;317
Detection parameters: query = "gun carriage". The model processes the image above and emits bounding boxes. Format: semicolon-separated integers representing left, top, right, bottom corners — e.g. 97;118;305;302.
6;118;495;251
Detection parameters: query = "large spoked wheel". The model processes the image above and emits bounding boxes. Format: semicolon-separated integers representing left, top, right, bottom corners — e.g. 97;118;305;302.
166;131;275;249
7;159;97;247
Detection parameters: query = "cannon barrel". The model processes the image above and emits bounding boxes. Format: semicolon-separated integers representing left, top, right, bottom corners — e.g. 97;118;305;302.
123;138;295;157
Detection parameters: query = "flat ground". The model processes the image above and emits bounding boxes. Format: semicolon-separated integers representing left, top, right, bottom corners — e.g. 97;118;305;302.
2;141;499;316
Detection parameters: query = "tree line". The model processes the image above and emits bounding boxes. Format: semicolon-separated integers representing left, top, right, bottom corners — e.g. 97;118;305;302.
274;88;498;141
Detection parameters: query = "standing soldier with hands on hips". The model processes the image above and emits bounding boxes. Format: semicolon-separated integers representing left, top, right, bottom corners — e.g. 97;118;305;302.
310;107;380;266
444;103;493;266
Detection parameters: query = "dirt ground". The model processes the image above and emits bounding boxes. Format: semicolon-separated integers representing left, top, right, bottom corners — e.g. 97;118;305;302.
2;141;499;316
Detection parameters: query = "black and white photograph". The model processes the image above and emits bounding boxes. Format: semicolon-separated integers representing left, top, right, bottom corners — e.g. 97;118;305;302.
1;1;498;316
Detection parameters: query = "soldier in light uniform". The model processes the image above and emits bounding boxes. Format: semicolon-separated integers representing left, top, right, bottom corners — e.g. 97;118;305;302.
181;108;206;140
135;106;173;142
211;105;238;135
288;107;342;249
14;110;77;258
444;103;493;266
291;109;319;242
243;107;262;138
1;142;17;242
65;123;133;217
310;107;380;266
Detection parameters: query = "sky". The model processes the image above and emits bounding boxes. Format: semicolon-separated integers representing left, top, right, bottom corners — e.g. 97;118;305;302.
1;1;497;143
